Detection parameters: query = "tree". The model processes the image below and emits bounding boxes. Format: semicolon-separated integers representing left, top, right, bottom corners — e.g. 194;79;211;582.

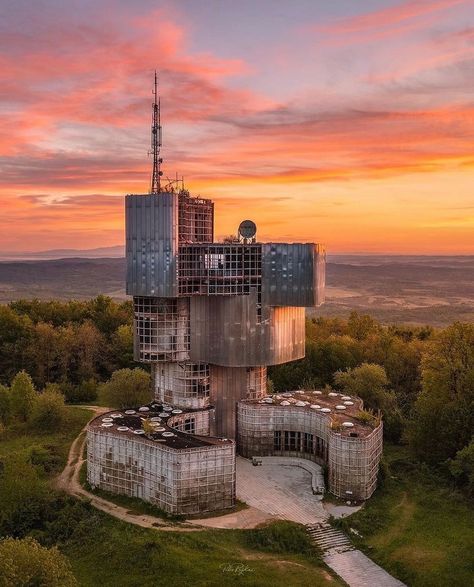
110;324;134;370
29;389;66;432
334;363;403;440
0;384;9;424
0;307;32;384
0;537;77;587
28;322;59;388
9;371;36;422
0;454;46;536
449;439;474;496
98;368;152;408
334;363;390;410
409;322;474;464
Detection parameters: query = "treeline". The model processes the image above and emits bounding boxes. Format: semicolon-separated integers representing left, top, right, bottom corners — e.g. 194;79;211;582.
0;296;134;402
0;298;472;495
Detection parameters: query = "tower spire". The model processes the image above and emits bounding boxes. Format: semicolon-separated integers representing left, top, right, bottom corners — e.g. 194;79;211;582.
150;70;163;194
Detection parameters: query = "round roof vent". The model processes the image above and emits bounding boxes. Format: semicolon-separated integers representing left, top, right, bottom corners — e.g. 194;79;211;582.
154;427;166;432
102;417;113;423
341;396;351;401
172;409;183;414
163;406;173;412
344;401;354;406
282;392;293;398
313;390;322;395
133;429;145;435
110;413;122;419
320;407;331;413
328;392;338;397
295;400;306;407
280;401;290;406
125;410;136;415
117;426;129;432
162;431;175;437
336;405;347;410
150;416;162;422
295;390;304;394
159;412;169;418
264;398;273;403
101;423;113;427
342;422;354;428
139;406;150;412
310;404;321;409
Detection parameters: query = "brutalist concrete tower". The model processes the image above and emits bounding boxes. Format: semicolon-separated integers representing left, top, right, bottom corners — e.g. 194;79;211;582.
126;75;325;439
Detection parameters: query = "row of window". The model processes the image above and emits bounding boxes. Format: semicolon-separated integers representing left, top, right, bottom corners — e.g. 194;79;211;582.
273;431;327;458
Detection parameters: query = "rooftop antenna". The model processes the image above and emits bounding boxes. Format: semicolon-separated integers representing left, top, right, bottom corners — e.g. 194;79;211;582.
150;70;163;193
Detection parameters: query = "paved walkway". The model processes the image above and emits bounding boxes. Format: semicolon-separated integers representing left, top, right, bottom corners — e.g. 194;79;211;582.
236;456;327;525
325;549;407;587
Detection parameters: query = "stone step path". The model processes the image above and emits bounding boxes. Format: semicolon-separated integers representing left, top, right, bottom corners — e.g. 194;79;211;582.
307;523;407;587
307;522;354;554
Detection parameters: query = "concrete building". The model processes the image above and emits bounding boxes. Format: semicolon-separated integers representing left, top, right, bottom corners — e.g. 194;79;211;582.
86;77;382;514
238;390;383;500
87;404;235;515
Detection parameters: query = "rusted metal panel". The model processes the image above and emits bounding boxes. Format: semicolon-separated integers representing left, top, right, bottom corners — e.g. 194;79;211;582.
125;192;178;297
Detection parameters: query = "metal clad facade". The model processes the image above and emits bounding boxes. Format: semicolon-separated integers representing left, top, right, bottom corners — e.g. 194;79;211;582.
261;243;325;307
126;193;178;297
189;294;305;366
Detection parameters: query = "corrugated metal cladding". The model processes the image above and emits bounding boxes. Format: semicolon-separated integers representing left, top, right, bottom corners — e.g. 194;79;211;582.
125;193;178;297
189;291;305;367
261;243;326;307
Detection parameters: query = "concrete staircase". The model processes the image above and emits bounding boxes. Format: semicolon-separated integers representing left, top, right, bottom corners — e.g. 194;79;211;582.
307;523;407;587
307;522;354;554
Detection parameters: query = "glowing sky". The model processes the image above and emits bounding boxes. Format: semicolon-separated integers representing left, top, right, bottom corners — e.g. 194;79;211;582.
1;0;473;253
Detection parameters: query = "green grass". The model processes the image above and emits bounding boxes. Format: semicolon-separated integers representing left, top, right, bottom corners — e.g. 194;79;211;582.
0;406;92;476
335;444;474;587
64;517;341;587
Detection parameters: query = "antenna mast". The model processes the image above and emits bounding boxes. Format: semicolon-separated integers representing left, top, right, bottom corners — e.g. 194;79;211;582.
150;71;163;193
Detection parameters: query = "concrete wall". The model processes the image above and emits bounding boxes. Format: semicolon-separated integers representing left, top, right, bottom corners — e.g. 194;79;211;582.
87;428;235;515
237;402;383;501
126;193;178;297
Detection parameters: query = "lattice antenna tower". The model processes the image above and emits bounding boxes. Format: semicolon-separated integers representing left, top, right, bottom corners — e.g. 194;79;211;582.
150;71;163;194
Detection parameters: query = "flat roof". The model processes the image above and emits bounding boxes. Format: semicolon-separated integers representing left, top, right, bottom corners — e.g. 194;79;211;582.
88;402;234;450
242;390;380;438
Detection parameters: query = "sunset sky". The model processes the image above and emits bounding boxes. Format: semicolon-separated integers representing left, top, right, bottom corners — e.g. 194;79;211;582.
1;0;473;254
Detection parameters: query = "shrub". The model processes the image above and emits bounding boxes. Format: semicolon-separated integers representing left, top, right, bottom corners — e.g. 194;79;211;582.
29;390;66;432
98;368;152;409
63;379;98;404
0;536;77;587
9;371;36;422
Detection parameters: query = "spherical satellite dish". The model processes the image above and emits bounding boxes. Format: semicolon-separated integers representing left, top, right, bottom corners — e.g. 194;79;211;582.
238;220;257;239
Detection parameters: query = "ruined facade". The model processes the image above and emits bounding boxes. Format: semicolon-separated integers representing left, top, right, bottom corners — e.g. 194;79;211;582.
86;81;383;514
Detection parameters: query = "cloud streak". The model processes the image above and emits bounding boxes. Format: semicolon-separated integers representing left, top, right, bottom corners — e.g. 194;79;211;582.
0;0;473;253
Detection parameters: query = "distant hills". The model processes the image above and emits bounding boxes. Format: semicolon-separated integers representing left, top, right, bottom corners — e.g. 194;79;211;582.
0;254;472;326
0;245;125;261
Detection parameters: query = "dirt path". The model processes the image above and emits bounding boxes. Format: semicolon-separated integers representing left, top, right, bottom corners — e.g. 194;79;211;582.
55;406;272;532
